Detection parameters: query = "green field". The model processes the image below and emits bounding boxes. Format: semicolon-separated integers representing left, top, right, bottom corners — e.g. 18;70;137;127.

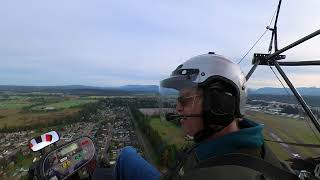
31;99;97;110
0;100;31;109
149;117;186;147
246;110;320;160
0;108;80;128
0;94;98;128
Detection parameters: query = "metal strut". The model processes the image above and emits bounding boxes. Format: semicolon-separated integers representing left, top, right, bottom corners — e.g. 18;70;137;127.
268;0;282;53
245;28;320;81
246;0;283;81
273;61;320;132
245;0;320;133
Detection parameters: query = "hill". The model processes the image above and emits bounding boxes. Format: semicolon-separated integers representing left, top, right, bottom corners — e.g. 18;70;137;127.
1;85;320;97
0;85;159;96
250;87;320;96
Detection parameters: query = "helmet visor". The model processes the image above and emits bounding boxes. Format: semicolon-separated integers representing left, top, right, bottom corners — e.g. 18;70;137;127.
159;74;200;122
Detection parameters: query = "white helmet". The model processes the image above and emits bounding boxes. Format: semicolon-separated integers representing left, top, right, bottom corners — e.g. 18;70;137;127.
161;52;247;116
160;52;247;141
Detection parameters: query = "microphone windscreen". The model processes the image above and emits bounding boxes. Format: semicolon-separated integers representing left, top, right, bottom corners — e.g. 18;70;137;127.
165;113;181;121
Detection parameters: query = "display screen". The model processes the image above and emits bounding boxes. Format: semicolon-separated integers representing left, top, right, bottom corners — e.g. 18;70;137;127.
59;143;78;157
42;137;95;180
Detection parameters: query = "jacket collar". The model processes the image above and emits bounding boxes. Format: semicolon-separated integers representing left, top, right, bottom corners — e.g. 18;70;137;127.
194;119;264;161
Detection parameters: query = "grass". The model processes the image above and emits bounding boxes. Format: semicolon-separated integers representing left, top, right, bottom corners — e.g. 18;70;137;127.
31;99;97;110
0;100;33;109
149;117;186;147
49;99;97;108
0;95;99;128
0;95;97;111
0;95;61;110
86;96;109;99
0;108;80;128
246;110;320;160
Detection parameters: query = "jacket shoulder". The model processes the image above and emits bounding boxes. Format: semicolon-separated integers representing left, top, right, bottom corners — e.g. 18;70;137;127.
180;165;269;180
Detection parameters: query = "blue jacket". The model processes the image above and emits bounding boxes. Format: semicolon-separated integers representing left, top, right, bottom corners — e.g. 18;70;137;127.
194;119;264;161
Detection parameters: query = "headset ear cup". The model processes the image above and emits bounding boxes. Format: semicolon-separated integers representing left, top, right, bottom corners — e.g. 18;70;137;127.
211;91;236;115
202;88;236;127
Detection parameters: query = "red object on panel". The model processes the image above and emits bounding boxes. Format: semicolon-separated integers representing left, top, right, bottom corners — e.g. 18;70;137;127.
46;134;52;142
81;140;89;146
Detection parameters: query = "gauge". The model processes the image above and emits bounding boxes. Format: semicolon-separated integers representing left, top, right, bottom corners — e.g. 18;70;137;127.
42;136;95;180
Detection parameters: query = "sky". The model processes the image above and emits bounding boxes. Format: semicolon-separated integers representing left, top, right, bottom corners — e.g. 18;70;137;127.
1;0;320;88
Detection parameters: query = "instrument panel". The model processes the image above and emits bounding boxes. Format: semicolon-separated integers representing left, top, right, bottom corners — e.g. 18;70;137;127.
42;136;95;180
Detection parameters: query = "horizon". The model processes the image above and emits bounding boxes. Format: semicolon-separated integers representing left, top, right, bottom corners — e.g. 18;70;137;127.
0;84;319;90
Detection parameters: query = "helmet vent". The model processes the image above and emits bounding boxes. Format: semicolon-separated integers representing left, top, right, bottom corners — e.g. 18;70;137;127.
175;64;183;70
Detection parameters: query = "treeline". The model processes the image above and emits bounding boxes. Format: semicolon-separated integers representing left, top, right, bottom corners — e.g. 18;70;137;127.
280;105;300;115
129;98;159;108
130;106;180;167
280;105;320;118
0;101;105;133
247;99;269;106
100;97;159;108
315;110;320;118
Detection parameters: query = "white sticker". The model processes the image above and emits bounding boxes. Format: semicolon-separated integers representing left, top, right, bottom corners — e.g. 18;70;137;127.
49;176;58;180
60;157;67;163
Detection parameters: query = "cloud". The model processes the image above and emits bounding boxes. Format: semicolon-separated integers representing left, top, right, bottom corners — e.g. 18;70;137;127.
0;0;320;87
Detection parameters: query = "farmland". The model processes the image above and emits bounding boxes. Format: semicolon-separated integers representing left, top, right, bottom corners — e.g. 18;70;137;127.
30;99;97;111
0;93;98;129
245;110;320;161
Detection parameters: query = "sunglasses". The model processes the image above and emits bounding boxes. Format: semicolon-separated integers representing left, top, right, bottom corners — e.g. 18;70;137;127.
177;95;200;106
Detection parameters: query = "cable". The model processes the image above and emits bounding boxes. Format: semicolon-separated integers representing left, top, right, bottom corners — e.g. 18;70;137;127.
237;4;278;65
268;5;278;27
268;64;320;143
264;139;320;148
268;64;291;95
237;29;268;64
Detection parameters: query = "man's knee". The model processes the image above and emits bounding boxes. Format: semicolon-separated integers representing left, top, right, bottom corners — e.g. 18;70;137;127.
114;146;160;180
119;146;137;158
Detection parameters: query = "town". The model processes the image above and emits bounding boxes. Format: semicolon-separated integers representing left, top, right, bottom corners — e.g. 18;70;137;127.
1;95;320;179
0;99;144;179
246;99;320;120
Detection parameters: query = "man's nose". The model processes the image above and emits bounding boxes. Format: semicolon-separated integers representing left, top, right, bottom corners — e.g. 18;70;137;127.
176;102;183;114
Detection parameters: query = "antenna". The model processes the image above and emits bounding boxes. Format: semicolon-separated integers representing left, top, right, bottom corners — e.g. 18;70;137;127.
245;0;320;133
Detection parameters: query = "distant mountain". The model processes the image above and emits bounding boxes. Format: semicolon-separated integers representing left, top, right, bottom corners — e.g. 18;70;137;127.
118;85;159;92
0;85;99;91
250;87;320;96
0;85;159;95
1;85;320;96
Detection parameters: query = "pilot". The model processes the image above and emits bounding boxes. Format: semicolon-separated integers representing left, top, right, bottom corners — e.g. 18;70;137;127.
114;53;294;180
